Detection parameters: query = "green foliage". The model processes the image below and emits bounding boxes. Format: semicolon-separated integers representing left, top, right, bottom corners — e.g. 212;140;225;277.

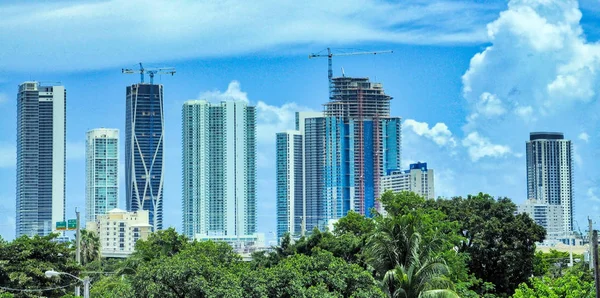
0;234;80;298
430;193;546;296
513;270;595;298
90;275;134;298
79;230;100;266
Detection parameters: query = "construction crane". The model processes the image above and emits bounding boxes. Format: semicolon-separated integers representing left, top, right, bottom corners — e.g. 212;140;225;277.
121;62;176;84
308;48;393;98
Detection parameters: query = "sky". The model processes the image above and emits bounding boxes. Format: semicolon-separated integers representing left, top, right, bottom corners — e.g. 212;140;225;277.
0;0;600;241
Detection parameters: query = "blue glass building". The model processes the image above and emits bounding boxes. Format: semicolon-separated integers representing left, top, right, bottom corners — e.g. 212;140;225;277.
125;84;164;231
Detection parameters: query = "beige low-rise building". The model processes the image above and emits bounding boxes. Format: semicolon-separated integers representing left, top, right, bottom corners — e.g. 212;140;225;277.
87;208;152;258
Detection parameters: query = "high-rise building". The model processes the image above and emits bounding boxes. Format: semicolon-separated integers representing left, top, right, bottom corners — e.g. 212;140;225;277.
16;82;66;237
86;128;119;224
321;77;401;218
182;100;256;241
380;162;435;199
526;132;573;235
126;84;164;231
517;199;564;240
276;77;401;240
86;209;152;258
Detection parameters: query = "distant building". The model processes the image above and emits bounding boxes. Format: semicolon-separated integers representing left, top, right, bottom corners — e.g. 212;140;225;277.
526;132;573;235
195;233;265;254
16;82;66;237
125;84;164;231
181;100;256;242
518;198;564;240
87;208;152;258
276;130;303;240
380;162;435;199
86;129;119;223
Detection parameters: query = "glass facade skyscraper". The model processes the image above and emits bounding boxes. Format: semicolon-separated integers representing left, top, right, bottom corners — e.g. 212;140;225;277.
126;84;164;231
86;128;119;224
16;82;66;237
182;100;256;240
276;77;401;241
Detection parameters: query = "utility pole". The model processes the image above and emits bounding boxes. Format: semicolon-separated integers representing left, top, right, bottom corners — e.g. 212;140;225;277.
593;230;599;298
75;208;81;296
591;218;594;271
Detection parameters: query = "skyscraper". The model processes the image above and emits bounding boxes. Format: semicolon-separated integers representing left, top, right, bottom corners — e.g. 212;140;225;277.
526;132;573;235
126;84;164;231
16;82;66;237
182;100;256;241
86;128;119;224
321;77;401;218
276;77;401;239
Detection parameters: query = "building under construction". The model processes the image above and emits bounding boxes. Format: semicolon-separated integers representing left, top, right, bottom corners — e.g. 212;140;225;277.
303;77;402;225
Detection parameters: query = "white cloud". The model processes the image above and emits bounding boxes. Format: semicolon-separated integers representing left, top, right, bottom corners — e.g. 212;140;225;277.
197;81;249;103
476;92;505;117
403;119;456;147
514;105;533;120
462;132;512;162
0;1;500;71
0;93;7;104
588;188;600;202
67;141;85;160
0;144;16;168
579;132;590;142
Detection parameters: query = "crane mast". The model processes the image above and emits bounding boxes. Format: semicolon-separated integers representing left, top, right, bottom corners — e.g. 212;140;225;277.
309;48;393;99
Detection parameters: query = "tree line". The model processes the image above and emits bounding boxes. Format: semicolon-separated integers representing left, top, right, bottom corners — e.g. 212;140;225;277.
0;192;595;297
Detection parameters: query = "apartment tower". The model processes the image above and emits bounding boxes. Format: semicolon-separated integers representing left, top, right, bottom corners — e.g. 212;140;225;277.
86;128;119;223
182;100;256;240
526;132;573;235
125;84;164;231
16;82;66;237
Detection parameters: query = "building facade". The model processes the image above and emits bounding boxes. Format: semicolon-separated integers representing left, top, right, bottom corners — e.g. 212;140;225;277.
125;84;164;231
275;78;401;240
380;162;435;199
526;132;573;235
86;208;152;258
182;100;256;240
518;199;564;240
16;82;66;237
86;129;119;224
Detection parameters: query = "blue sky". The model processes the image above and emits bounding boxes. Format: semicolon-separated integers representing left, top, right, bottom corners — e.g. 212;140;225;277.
0;0;600;241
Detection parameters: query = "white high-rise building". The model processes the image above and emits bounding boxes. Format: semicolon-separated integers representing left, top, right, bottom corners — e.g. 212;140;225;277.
526;132;573;236
16;82;66;237
380;162;435;199
86;129;119;224
182;100;257;243
518;199;564;240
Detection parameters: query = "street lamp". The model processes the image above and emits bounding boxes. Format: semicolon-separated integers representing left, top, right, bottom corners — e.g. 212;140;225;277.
45;270;90;298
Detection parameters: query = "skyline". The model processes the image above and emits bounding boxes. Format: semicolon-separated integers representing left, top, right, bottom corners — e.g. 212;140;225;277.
1;0;600;241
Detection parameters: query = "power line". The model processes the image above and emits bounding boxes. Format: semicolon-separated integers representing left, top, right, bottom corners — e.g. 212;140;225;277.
0;281;79;293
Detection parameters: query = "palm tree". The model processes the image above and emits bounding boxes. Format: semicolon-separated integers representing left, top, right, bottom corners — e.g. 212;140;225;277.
367;213;458;298
80;229;100;265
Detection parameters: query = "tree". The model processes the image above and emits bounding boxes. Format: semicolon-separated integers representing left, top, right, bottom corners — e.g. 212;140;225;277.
0;234;80;298
366;207;458;298
89;275;134;298
513;270;595;298
79;230;99;266
429;193;545;296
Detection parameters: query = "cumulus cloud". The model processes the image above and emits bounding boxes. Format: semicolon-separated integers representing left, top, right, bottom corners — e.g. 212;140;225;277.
579;132;590;142
404;119;456;147
462;132;512;162
197;81;249;104
463;0;600;118
588;188;600;202
475;92;505;117
0;1;501;71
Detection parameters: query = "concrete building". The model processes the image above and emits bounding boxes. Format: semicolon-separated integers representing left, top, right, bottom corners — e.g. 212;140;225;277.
182;100;256;242
125;84;164;231
87;208;152;258
16;82;66;237
526;132;573;236
380;162;435;199
276;130;303;240
86;129;119;223
518;198;564;240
